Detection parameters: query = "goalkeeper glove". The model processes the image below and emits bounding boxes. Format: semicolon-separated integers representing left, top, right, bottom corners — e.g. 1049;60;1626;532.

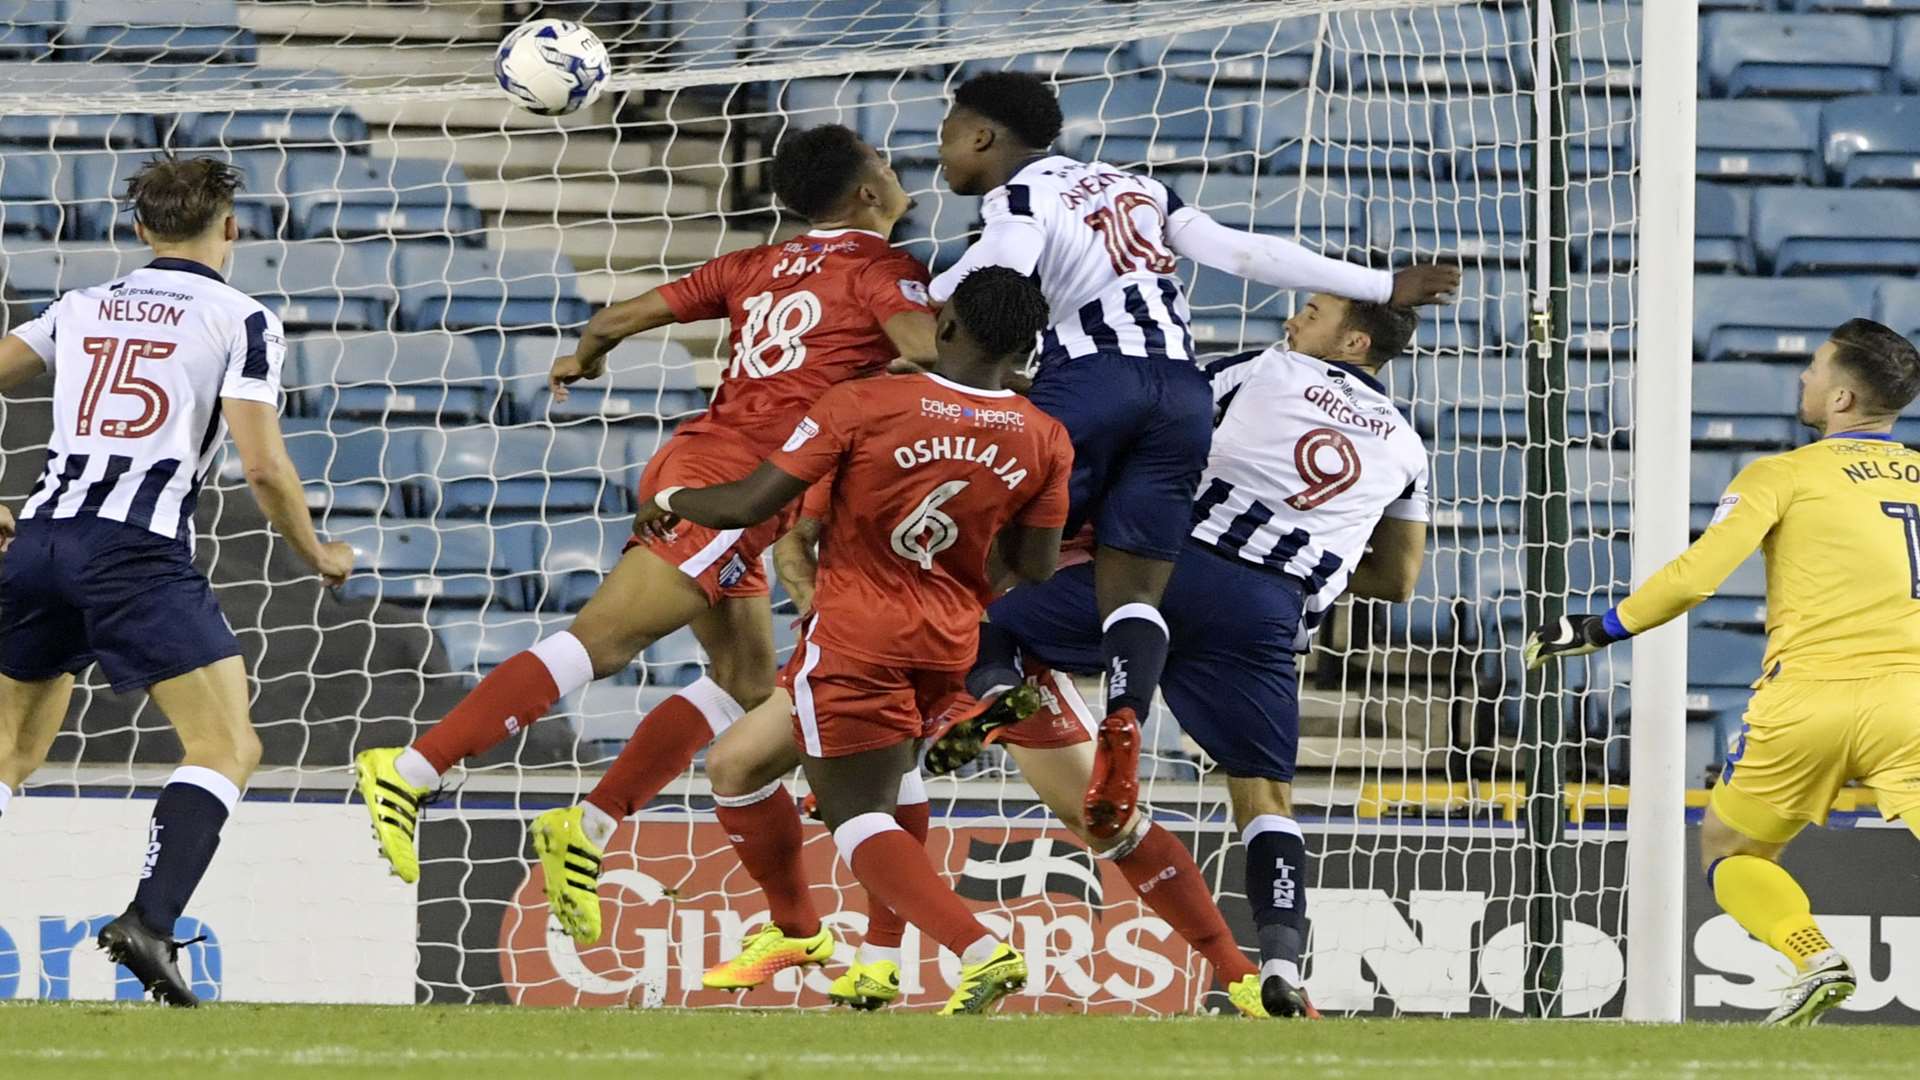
1523;614;1628;670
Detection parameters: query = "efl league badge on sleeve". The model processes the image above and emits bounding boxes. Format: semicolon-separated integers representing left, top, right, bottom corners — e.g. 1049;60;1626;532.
1710;493;1740;527
899;279;931;307
782;416;820;453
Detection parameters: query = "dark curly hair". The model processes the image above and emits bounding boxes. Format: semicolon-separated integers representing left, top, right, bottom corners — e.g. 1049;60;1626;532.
948;267;1050;357
1831;317;1920;414
769;124;869;221
952;71;1063;150
1340;299;1419;365
126;156;243;242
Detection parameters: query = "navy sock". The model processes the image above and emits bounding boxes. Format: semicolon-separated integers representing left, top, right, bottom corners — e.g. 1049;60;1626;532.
1244;815;1309;981
132;768;236;937
966;621;1024;701
1101;604;1168;717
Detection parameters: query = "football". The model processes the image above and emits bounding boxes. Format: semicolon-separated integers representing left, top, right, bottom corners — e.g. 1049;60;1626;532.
494;18;610;116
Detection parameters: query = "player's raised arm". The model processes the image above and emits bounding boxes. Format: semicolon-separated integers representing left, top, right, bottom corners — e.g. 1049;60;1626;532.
551;287;679;399
1163;205;1460;308
225;400;352;586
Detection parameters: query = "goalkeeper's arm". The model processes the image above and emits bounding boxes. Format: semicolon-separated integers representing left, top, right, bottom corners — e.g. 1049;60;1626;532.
1163;208;1460;307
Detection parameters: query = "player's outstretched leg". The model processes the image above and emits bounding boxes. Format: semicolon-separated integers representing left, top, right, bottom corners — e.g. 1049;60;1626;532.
356;547;711;884
1701;804;1853;1025
829;769;928;1009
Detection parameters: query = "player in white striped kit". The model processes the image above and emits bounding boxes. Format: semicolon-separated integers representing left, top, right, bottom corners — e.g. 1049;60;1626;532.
930;71;1458;837
0;157;352;1005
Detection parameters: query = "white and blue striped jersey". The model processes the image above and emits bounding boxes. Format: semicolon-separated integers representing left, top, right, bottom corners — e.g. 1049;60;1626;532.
9;257;285;547
1191;345;1429;622
930;154;1196;366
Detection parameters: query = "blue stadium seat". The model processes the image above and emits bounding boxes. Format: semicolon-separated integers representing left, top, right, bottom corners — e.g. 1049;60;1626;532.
431;611;568;677
1432;355;1525;445
175;109;370;153
393;246;591;332
0;1;59;59
1419;267;1528;352
1058;78;1237;170
857;78;946;161
1875;277;1920;342
1751;187;1920;275
230;241;392;332
1693;275;1876;362
1569;177;1635;272
571;681;665;746
1791;0;1920;11
333;521;519;608
66;1;257;64
69;151;274;241
948;0;1139;77
0;69;160;148
292;332;492;424
1438;95;1628;182
0;153;65;238
1703;13;1894;98
1695;183;1756;275
1695;555;1769;630
1821;95;1920;187
498;333;705;425
1688;627;1766;720
1379;548;1479;647
1567;446;1630;534
538;517;631;612
1897;15;1920;93
0;243;145;312
1429;446;1523;532
644;628;706;686
1567;1;1640;90
1567;272;1636;362
289;155;484;244
751;0;931;53
1263;92;1437;178
1695;100;1823;185
412;426;612;518
1692;362;1802;449
1691;450;1740;533
1331;5;1520;94
1181;270;1286;349
279;420;406;518
1171;174;1369;251
893;165;974;274
1378;183;1529;267
1566;534;1632;602
1141;21;1320;88
779;78;871;137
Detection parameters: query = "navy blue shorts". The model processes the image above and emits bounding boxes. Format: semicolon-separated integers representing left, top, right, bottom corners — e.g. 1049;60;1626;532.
987;540;1304;781
0;518;241;693
1027;352;1214;562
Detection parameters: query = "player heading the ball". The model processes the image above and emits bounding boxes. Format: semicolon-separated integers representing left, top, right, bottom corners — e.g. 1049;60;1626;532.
0;157;353;1005
928;71;1461;840
635;267;1072;1016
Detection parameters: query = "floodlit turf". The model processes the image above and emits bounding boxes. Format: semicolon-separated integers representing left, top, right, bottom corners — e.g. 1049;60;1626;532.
5;1002;1920;1079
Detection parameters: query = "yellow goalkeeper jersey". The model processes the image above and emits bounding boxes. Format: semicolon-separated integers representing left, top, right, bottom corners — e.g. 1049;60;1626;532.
1614;432;1920;682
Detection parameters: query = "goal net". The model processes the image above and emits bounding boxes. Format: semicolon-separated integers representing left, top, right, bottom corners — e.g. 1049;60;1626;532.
0;0;1645;1016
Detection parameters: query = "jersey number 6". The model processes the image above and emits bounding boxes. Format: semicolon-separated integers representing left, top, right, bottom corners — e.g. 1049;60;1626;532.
77;335;175;438
891;480;970;570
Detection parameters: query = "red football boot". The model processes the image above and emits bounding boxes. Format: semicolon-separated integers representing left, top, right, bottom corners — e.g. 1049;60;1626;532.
1083;706;1141;840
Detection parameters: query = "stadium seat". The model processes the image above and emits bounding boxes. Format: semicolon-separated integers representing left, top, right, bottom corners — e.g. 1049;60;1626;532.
0;1;58;59
175;109;370;153
412;426;612;518
1751;187;1920;275
1263;92;1438;178
751;0;931;54
1896;15;1920;93
1141;21;1320;88
1429;446;1523;532
393;246;592;332
1821;95;1920;187
279;420;407;518
644;628;706;686
66;1;258;64
1379;549;1479;647
332;521;520;608
0;69;160;148
1791;0;1920;11
430;611;569;677
0;243;144;312
1438;94;1629;182
1694;100;1823;185
1691;449;1741;533
537;517;632;612
1431;354;1525;445
1172;174;1369;252
1687;627;1767;719
289;155;484;244
1419;266;1528;352
1692;275;1876;362
1694;184;1757;275
1330;5;1520;94
1567;446;1630;534
1695;555;1769;631
291;332;492;425
69;151;275;241
949;0;1140;78
230;241;392;332
499;334;706;426
779;78;871;136
1058;78;1237;170
1567;272;1636;363
1702;13;1894;98
860;79;946;161
571;681;664;746
893;165;974;274
0;152;65;238
1692;362;1802;449
1567;0;1640;90
1181;269;1286;348
1874;277;1920;342
1378;183;1530;267
1569;177;1635;273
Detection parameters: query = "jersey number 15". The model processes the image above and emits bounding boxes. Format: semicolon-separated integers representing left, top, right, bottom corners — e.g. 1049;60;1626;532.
77;335;175;438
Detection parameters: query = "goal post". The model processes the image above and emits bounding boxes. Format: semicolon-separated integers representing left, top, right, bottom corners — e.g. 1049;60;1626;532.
0;0;1683;1015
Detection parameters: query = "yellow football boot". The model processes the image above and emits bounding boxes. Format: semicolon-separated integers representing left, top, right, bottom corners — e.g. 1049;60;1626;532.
1226;974;1270;1017
828;957;903;1010
938;943;1026;1015
702;924;835;991
530;805;607;944
354;747;431;885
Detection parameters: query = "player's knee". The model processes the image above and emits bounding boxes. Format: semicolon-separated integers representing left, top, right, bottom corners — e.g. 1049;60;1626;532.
179;722;261;782
705;658;773;714
566;620;648;681
705;736;782;797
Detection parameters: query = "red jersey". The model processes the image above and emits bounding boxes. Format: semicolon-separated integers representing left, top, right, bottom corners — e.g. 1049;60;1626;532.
656;228;932;457
770;372;1074;670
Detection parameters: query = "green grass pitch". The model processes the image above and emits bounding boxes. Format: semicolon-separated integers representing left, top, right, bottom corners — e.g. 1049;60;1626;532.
5;1004;1920;1080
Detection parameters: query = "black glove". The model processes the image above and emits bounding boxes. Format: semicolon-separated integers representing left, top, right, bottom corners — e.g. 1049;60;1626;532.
1523;615;1626;669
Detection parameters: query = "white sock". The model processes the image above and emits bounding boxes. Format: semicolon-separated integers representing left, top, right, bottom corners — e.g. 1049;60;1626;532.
579;801;618;848
1262;958;1302;986
0;780;12;816
394;747;441;790
858;943;902;967
960;935;998;966
529;631;596;697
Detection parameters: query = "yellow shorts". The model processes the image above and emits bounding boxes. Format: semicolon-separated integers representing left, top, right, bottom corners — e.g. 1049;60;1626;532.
1712;673;1920;844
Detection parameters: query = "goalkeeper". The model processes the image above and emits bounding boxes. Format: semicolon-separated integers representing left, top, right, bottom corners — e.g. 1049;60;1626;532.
1527;319;1920;1027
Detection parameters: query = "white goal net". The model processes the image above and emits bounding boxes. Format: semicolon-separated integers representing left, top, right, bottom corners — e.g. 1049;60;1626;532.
0;0;1645;1017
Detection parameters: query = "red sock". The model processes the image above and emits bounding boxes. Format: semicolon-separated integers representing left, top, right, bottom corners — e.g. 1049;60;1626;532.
1116;824;1257;983
715;785;820;937
839;816;988;958
863;800;931;949
413;651;562;773
584;690;718;820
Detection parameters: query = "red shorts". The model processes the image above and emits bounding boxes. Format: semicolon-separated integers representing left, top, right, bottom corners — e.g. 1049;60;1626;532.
633;432;797;604
782;622;965;759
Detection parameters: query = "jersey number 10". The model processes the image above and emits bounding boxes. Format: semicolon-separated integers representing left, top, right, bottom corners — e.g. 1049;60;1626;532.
77;335;175;438
1084;192;1177;276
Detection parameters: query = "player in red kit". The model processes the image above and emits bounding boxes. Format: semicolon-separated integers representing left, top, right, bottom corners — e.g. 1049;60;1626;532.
353;127;938;944
633;267;1071;1015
